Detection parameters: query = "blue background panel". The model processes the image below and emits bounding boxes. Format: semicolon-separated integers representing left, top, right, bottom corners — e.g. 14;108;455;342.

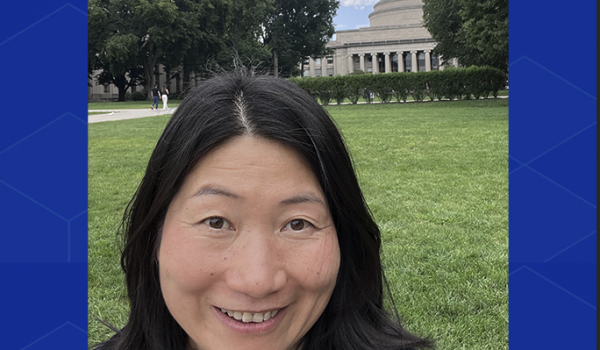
509;0;596;349
0;1;88;348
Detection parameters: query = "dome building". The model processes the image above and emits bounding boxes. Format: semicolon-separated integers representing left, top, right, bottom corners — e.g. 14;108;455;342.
303;0;456;77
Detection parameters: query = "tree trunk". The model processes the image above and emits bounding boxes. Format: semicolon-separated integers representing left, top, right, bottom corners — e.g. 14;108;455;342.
165;67;171;90
154;65;160;88
273;50;279;78
118;88;126;101
144;55;157;100
183;64;191;93
114;74;128;101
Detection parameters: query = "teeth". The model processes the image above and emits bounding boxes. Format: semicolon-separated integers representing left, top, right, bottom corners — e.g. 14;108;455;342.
242;312;253;323
220;308;280;323
252;313;263;322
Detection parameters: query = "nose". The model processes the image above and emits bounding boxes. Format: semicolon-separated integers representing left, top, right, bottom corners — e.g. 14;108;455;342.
224;229;287;298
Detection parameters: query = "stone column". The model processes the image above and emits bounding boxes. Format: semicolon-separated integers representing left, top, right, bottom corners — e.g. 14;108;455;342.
359;54;365;72
332;55;336;76
453;58;459;67
309;57;315;77
398;52;404;72
425;50;432;71
411;51;418;72
347;54;354;74
384;52;391;73
438;55;445;71
372;53;379;74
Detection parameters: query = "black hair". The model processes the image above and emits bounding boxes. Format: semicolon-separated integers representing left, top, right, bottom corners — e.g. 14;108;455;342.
101;72;434;350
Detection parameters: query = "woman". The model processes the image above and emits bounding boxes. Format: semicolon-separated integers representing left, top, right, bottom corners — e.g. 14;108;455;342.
161;86;169;109
100;72;434;350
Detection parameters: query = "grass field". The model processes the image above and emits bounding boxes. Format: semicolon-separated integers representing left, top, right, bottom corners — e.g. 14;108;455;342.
89;98;508;349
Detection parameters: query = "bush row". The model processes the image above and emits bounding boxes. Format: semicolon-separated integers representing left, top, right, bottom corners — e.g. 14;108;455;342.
288;66;506;105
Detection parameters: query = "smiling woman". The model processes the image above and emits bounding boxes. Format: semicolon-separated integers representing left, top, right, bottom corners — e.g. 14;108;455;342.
97;72;434;350
160;137;340;349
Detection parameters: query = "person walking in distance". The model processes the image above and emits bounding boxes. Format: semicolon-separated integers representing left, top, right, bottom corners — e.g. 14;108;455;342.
151;85;161;110
161;86;169;109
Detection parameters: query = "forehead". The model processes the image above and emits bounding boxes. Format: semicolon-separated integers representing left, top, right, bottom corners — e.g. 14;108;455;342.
180;136;323;198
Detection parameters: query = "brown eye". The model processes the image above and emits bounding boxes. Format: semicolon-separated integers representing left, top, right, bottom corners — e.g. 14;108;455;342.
289;220;305;231
204;217;230;230
208;218;223;229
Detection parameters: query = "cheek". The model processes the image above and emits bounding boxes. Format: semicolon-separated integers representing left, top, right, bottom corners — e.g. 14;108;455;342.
158;226;222;294
289;230;341;292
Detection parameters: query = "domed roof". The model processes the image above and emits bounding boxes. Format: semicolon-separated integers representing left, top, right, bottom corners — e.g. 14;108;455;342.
373;0;401;7
369;0;425;27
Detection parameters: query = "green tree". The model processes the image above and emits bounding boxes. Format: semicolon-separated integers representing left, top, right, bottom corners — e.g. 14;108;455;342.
162;0;229;92
90;0;228;100
88;0;178;100
460;0;508;71
218;0;273;72
264;0;339;77
422;0;507;72
89;0;145;101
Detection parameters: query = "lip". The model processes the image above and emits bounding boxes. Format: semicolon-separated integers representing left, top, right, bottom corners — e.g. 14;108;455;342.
213;306;286;334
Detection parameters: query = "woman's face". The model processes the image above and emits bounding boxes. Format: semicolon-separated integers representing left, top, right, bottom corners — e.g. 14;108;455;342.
158;136;340;350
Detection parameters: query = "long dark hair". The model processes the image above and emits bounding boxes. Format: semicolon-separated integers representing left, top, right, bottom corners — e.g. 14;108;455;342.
101;72;434;350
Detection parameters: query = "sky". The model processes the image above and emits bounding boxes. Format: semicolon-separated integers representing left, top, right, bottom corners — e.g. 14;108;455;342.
332;0;379;31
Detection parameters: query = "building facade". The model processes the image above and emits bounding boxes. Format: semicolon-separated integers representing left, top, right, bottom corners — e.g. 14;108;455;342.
302;0;457;77
89;0;456;100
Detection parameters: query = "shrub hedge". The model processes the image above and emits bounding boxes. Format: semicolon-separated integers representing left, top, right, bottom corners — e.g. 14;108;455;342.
289;66;506;104
130;89;148;101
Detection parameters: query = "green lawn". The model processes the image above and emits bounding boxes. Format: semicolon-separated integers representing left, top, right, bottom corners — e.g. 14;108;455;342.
89;98;508;349
88;100;183;110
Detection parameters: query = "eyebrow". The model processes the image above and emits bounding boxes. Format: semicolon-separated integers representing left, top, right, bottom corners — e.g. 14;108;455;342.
193;186;324;206
194;186;241;199
279;193;325;206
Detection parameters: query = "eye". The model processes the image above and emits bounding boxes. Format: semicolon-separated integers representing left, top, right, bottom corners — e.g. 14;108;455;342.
284;219;312;231
202;217;232;230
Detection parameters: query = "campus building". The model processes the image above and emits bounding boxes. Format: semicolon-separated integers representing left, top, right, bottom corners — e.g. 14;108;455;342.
89;0;455;100
302;0;457;77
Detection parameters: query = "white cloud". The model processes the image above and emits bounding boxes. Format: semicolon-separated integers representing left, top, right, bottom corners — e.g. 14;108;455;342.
340;0;378;8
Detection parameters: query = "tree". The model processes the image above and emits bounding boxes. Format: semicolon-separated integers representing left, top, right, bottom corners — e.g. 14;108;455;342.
160;0;228;92
264;0;339;77
459;0;508;71
422;0;508;72
89;0;146;100
90;0;222;100
218;0;273;72
88;0;178;100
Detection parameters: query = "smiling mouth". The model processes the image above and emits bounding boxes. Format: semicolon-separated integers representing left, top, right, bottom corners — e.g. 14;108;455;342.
219;308;280;323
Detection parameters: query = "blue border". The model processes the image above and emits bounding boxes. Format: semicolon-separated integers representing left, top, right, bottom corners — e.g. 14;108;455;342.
509;0;596;349
0;1;88;348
